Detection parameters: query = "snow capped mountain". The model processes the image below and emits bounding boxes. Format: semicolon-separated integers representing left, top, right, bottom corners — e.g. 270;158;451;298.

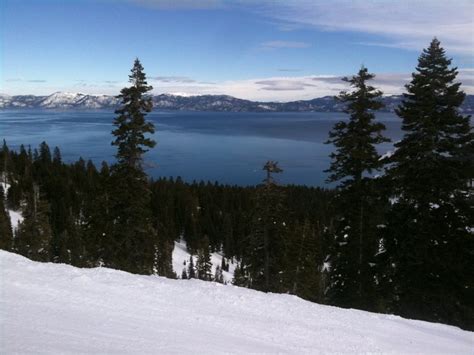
40;92;86;108
1;92;473;112
0;92;120;109
0;94;12;108
2;250;472;353
39;92;121;109
0;94;44;108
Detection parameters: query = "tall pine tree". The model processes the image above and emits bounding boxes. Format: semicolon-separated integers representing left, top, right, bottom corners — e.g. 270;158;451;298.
15;184;52;262
0;186;13;250
382;39;474;329
106;58;158;274
243;161;287;292
196;235;213;281
325;66;389;310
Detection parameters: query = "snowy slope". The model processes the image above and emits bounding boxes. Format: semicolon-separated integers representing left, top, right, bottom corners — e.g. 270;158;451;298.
7;210;23;231
1;181;23;232
172;240;236;282
1;251;472;354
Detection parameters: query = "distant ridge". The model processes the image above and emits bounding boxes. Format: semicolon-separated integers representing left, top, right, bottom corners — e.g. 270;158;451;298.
1;92;473;113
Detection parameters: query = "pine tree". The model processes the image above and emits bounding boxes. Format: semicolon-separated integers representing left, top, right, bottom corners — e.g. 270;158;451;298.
382;39;474;329
52;146;62;165
326;66;389;186
232;262;249;287
106;58;157;274
220;255;229;272
288;220;322;302
80;161;111;267
0;140;10;184
15;184;52;262
112;58;155;170
214;265;224;284
154;225;175;278
325;66;389;310
244;161;287;292
222;213;234;258
197;236;213;281
187;255;196;279
0;186;13;250
151;183;176;278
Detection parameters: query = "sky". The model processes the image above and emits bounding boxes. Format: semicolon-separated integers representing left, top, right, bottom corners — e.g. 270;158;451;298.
1;0;473;101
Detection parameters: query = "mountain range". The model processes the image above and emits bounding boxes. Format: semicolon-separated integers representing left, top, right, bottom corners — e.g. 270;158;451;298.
1;92;473;113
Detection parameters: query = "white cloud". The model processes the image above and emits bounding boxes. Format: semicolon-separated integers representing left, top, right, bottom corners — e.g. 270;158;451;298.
277;68;303;72
254;0;474;56
260;40;311;49
147;70;474;101
119;1;473;55
150;76;197;83
255;79;316;91
5;78;47;83
4;70;473;100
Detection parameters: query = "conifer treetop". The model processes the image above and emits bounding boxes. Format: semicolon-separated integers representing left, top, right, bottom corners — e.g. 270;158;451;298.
390;38;473;200
112;58;156;170
263;160;283;186
326;66;389;186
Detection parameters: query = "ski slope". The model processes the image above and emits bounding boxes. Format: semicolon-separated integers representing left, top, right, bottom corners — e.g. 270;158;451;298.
1;250;472;354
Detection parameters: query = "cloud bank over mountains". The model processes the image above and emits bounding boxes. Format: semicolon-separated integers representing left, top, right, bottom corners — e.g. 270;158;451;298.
4;0;472;100
144;69;474;101
5;69;473;102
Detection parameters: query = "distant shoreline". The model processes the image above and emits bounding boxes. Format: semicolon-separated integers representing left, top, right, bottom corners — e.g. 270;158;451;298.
2;92;473;113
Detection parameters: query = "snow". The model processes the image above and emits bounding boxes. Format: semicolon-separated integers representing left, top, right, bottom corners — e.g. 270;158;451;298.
1;181;23;232
172;240;236;283
168;92;197;97
380;149;394;160
1;251;472;354
0;181;23;232
7;210;23;231
0;92;120;109
257;104;276;110
0;181;9;193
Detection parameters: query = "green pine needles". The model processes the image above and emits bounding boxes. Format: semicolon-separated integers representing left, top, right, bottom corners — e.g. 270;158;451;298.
326;66;389;186
112;58;156;170
381;38;474;328
107;59;159;274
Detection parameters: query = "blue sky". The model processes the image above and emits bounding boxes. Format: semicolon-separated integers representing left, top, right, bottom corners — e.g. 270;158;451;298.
1;0;473;101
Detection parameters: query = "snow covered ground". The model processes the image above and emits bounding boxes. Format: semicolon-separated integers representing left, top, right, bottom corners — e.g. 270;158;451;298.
7;210;23;231
172;240;236;282
1;181;24;232
1;250;472;354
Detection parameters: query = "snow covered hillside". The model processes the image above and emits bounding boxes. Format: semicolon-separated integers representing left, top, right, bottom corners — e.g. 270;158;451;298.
1;251;472;354
1;181;23;233
172;240;236;282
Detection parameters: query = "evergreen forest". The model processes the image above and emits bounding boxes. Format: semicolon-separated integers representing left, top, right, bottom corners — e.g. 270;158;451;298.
1;39;472;331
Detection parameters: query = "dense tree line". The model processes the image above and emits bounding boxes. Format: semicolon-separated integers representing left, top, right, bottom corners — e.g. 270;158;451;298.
0;40;472;330
322;39;473;329
0;139;334;285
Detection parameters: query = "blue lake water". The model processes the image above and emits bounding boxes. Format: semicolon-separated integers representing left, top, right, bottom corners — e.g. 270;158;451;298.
0;110;403;186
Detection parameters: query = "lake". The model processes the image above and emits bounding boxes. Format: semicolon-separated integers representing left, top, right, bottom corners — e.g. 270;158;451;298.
0;110;403;186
